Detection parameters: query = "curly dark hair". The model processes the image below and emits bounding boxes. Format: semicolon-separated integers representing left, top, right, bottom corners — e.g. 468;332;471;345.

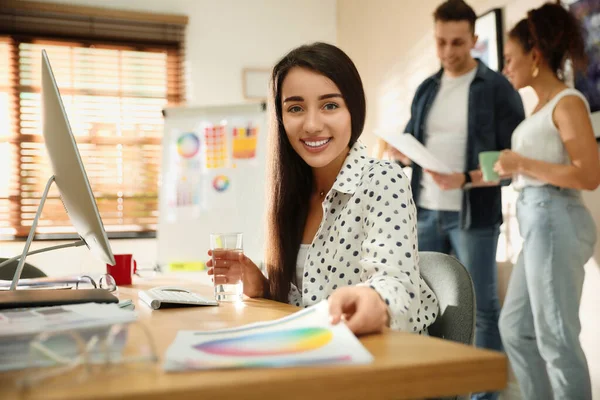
508;2;587;77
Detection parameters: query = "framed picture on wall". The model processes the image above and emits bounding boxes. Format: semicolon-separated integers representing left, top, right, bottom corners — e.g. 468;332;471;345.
242;68;270;101
471;8;504;72
563;0;600;139
565;0;600;114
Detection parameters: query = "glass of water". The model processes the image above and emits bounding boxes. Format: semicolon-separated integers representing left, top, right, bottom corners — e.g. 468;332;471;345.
210;232;244;302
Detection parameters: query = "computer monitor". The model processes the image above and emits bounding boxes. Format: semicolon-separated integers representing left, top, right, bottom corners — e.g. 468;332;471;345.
41;49;115;266
0;50;118;307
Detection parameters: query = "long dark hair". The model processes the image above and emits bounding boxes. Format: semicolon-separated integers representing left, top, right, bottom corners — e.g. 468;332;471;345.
508;3;587;77
265;42;366;302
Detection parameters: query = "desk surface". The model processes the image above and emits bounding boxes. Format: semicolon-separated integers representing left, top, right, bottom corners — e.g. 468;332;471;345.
1;275;507;400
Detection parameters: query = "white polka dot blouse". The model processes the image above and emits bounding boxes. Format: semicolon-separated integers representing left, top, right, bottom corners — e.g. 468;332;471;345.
289;142;439;334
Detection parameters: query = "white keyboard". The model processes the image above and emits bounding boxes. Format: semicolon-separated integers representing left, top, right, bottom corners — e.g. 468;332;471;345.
138;286;218;310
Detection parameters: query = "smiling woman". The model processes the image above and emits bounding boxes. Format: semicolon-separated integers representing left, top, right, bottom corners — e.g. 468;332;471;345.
281;68;352;170
206;43;439;337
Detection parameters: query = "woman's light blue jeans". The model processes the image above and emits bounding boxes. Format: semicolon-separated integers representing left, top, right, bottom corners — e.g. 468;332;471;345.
499;186;596;400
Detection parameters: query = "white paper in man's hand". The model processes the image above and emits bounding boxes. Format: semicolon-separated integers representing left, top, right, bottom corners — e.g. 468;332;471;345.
376;131;455;174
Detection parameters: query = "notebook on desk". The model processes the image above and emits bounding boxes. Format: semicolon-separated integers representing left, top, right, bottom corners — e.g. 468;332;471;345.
0;288;118;310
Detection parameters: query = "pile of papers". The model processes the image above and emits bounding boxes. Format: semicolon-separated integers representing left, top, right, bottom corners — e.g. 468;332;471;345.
163;300;373;371
0;303;136;371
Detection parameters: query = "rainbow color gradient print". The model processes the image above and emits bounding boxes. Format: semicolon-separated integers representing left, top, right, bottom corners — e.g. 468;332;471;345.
163;300;373;371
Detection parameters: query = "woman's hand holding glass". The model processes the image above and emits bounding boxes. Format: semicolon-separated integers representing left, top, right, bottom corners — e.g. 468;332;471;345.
206;251;268;298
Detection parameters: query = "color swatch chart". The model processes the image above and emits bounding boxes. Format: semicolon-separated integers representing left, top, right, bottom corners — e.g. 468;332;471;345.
232;126;258;159
204;125;227;169
163;300;373;371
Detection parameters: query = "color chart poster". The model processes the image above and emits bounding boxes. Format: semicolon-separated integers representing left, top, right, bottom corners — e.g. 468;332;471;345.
164;129;206;222
196;118;262;171
206;168;237;210
163;301;373;371
231;124;258;166
203;124;228;169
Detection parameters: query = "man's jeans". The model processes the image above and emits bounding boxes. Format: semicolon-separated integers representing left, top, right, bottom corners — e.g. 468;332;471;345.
417;207;502;400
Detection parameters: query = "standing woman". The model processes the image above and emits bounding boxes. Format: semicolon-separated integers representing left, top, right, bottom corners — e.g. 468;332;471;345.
207;42;438;335
496;3;600;399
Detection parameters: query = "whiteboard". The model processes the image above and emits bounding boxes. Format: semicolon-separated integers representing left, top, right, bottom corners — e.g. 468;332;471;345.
157;104;267;268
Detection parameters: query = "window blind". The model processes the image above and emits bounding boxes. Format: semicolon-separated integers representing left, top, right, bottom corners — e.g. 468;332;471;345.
0;3;186;239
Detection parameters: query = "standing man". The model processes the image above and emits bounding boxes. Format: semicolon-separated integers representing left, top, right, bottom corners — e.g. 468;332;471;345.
389;1;524;399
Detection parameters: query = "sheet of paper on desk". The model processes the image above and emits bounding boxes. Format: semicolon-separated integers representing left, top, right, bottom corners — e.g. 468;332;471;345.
163;300;373;371
0;276;83;290
0;303;136;371
375;131;455;174
0;302;136;337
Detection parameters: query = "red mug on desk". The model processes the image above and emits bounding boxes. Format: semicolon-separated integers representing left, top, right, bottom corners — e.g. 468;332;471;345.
107;254;137;286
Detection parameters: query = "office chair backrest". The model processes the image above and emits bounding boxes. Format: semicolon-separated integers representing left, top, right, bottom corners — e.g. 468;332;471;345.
0;258;47;280
418;251;475;346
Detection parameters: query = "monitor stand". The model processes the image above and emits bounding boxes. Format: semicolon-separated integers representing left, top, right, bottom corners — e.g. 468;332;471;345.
0;175;118;309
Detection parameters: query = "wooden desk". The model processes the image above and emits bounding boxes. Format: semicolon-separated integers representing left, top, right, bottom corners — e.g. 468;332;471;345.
1;276;507;399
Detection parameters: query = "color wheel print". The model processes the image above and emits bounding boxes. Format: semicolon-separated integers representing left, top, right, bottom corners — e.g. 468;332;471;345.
212;175;230;192
177;133;200;158
194;327;333;357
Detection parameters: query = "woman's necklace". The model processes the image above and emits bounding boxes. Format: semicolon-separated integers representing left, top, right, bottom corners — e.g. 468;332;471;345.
541;90;554;105
533;86;562;114
541;85;564;106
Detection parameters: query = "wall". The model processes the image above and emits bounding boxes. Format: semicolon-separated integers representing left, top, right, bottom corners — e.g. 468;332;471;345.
337;1;599;398
0;0;337;277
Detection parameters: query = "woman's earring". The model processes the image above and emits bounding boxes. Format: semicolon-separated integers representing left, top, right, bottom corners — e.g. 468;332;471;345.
532;65;539;78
